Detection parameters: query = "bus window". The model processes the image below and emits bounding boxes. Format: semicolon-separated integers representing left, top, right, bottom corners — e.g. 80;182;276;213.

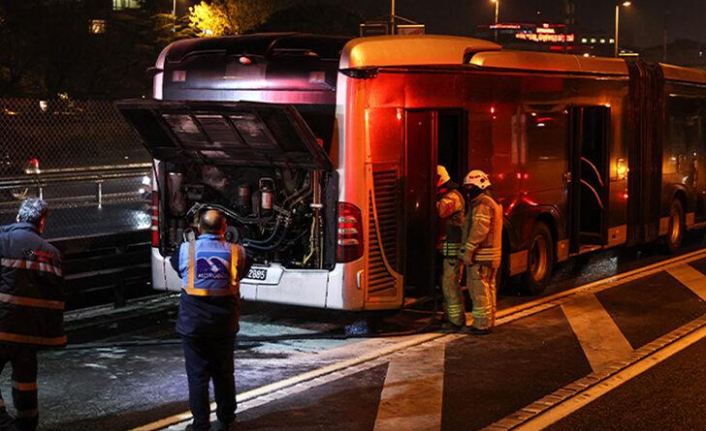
438;111;467;183
526;112;568;162
667;97;702;184
523;109;569;197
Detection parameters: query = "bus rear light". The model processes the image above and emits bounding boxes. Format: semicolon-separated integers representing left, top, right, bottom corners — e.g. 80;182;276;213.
151;191;159;247
337;202;364;263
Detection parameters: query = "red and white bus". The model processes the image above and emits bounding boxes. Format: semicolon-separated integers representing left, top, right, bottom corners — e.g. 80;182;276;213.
119;33;706;309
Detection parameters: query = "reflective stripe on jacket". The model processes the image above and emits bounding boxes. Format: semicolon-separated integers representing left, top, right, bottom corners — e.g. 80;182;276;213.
437;188;466;256
175;234;245;337
464;193;503;268
0;223;65;347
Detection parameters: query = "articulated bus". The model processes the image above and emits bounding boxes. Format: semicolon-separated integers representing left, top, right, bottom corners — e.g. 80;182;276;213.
118;33;706;310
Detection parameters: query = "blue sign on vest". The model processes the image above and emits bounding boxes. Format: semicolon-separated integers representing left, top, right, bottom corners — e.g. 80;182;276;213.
196;251;230;280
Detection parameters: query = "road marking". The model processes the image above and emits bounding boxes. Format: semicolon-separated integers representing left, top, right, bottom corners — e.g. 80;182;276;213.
129;333;446;431
561;294;634;371
512;318;706;431
373;344;445;431
667;264;706;301
495;248;706;323
133;248;706;431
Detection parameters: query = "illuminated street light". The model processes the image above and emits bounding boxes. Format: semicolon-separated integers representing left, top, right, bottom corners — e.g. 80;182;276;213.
491;0;500;41
614;1;632;58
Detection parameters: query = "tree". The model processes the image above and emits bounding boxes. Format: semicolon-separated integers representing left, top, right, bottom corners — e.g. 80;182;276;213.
255;1;363;36
188;0;281;37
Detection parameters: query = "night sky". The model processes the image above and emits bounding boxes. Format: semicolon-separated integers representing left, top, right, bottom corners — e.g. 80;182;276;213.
331;0;705;47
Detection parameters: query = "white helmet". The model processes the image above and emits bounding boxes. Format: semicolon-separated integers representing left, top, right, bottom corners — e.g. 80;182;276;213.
463;170;491;190
437;165;451;187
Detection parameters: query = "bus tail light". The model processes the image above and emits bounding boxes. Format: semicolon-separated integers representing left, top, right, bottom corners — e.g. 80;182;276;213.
337;202;364;263
151;191;160;247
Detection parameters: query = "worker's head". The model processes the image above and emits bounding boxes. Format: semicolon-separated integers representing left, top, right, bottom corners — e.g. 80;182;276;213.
17;198;49;234
437;165;451;188
198;209;227;236
463;170;491;200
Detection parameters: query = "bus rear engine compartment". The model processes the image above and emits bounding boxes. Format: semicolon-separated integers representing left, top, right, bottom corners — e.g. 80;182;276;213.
164;164;333;270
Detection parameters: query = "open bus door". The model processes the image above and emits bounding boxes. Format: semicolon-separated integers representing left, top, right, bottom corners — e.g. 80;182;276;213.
403;110;466;300
568;106;611;253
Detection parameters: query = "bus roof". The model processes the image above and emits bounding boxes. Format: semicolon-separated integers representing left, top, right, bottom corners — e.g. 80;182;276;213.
660;63;706;84
340;35;501;69
468;51;629;76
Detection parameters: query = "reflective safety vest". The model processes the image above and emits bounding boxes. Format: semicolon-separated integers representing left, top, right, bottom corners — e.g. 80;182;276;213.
0;223;65;347
437;187;466;257
176;234;244;337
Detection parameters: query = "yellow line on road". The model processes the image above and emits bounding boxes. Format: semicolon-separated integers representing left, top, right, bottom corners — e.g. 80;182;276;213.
132;248;706;431
514;321;706;431
562;294;634;372
373;343;446;431
496;248;706;322
667;264;706;301
129;333;445;431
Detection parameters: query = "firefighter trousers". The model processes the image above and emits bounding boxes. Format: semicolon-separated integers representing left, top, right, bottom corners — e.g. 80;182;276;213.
441;257;465;327
0;344;38;431
467;264;498;330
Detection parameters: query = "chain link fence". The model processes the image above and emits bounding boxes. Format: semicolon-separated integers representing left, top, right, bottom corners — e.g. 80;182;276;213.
0;98;152;240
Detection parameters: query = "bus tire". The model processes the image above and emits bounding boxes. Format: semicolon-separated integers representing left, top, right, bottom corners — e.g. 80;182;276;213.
522;222;554;295
664;199;685;254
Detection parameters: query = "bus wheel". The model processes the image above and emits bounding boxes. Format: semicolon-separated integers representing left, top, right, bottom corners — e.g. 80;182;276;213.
522;222;554;295
665;199;684;254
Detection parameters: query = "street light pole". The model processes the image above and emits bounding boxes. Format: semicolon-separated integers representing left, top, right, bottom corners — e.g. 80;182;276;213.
172;0;177;32
614;1;632;58
390;0;396;35
491;0;500;42
614;4;620;57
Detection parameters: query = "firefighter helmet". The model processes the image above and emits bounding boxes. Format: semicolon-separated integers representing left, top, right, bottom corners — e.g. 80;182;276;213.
437;165;451;187
463;170;491;190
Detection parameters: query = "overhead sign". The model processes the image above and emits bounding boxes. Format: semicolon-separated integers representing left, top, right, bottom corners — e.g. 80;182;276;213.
360;22;390;37
515;25;574;44
396;24;425;36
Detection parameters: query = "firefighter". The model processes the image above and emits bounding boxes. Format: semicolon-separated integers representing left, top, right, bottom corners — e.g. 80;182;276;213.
459;170;503;335
0;199;64;431
170;210;247;431
436;165;466;330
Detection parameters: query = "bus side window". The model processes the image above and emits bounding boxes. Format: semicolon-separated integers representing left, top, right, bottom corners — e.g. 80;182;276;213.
525;112;568;162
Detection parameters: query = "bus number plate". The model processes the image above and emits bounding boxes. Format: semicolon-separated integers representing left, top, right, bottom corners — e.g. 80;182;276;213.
245;268;267;281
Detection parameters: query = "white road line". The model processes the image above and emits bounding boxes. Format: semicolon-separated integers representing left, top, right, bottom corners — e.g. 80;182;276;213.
373;344;446;431
667;264;706;301
129;333;446;431
513;320;706;431
561;294;634;372
133;248;706;431
496;248;706;322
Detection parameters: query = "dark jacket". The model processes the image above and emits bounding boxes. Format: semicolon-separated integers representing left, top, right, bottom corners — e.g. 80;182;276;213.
170;234;248;337
0;222;65;347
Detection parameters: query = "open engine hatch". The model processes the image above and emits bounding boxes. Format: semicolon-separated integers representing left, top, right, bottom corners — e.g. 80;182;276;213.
117;100;332;170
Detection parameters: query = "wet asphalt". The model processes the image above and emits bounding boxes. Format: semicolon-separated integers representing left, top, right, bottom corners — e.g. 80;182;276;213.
0;234;704;431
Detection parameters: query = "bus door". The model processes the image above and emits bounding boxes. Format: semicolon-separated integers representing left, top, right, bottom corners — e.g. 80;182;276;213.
403;110;466;299
568;106;611;252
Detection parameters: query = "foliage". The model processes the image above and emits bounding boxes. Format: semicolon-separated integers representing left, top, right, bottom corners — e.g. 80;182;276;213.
188;0;281;37
255;1;363;36
0;0;170;98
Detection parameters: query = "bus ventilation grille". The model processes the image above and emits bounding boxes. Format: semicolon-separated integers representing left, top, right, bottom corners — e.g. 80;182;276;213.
367;169;399;297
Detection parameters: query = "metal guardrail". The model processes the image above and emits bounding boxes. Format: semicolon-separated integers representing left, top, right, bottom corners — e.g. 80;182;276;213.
0;163;152;207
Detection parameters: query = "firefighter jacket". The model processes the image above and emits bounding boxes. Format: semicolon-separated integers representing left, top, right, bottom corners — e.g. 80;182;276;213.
462;193;503;268
171;234;246;337
437;185;466;257
0;222;65;347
